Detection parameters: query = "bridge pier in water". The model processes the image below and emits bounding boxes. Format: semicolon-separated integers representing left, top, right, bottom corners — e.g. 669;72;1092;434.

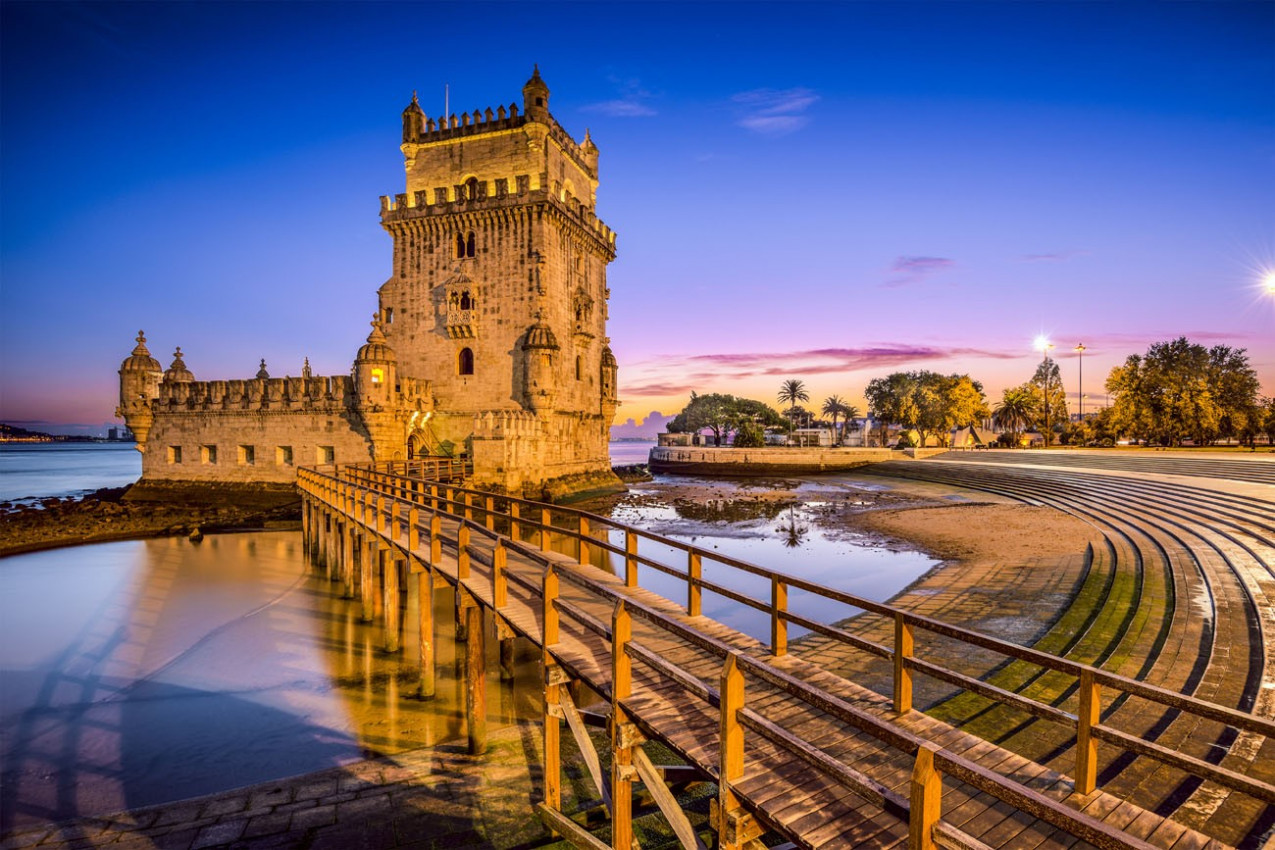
296;459;1275;850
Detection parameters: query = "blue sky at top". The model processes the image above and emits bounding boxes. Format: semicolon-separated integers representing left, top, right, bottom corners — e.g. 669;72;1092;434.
2;1;1272;434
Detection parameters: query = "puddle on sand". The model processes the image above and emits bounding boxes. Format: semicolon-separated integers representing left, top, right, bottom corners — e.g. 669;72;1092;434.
0;531;541;830
599;479;939;643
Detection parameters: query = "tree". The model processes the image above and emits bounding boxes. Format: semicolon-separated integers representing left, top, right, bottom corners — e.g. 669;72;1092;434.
822;395;847;442
993;385;1037;447
777;379;810;431
667;392;787;446
1105;337;1259;446
866;371;988;447
1031;357;1068;444
733;420;765;448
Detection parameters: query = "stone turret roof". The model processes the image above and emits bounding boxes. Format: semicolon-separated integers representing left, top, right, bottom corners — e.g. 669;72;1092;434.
164;347;194;383
120;330;162;373
356;317;396;363
256;359;270;379
403;91;424;116
522;322;560;351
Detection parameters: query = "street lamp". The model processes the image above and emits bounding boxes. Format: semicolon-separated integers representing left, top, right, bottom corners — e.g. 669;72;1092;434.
1074;343;1086;422
1035;337;1055;446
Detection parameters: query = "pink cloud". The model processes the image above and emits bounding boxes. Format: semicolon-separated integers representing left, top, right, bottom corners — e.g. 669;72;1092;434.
884;256;955;288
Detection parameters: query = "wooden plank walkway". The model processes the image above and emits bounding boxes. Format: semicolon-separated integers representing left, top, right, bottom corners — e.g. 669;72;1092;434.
295;458;1274;850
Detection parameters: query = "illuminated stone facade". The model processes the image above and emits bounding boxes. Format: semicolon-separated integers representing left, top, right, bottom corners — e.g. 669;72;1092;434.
117;70;621;499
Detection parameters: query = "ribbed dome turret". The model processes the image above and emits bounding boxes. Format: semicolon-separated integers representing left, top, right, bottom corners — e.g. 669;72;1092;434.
522;322;560;351
582;128;598;154
256;358;270;379
601;345;617;368
522;64;550;117
403;91;424;117
120;330;162;373
163;347;194;383
356;317;396;363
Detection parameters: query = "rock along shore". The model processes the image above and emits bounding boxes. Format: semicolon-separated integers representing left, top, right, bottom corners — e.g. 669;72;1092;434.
0;480;302;558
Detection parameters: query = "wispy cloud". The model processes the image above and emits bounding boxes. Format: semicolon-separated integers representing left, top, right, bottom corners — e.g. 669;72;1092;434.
1020;249;1088;263
732;87;819;134
581;76;657;117
883;256;955;288
621;345;1017;398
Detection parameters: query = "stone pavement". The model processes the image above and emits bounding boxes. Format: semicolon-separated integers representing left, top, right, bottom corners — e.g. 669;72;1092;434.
0;723;567;850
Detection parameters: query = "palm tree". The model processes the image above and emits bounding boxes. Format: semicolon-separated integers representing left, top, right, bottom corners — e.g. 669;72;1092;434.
841;404;862;444
822;395;846;442
993;386;1037;447
778;379;809;433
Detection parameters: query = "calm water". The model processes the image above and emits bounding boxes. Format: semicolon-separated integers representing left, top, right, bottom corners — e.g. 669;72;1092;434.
0;532;540;830
603;475;935;642
0;438;933;827
0;441;646;505
0;443;141;505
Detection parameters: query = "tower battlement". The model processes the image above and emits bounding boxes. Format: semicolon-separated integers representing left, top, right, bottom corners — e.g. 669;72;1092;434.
380;180;616;251
152;374;431;413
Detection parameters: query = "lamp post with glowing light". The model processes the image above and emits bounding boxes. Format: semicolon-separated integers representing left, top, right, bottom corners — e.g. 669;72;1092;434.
1074;343;1086;422
1035;337;1055;446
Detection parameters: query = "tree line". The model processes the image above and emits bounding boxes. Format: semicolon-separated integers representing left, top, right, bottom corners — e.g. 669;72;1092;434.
666;336;1275;449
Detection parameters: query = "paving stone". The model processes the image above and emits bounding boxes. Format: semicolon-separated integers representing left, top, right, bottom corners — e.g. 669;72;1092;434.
240;812;292;839
287;805;335;832
192;820;248;849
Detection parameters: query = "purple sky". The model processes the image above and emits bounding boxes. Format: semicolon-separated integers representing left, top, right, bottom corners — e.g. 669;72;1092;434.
2;1;1272;437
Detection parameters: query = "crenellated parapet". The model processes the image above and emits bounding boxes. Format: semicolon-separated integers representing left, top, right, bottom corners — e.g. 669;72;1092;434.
381;182;616;253
152;374;432;413
472;409;542;440
403;104;596;180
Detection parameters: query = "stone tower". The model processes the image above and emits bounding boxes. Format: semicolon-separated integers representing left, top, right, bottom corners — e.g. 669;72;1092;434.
379;68;620;497
116;331;163;450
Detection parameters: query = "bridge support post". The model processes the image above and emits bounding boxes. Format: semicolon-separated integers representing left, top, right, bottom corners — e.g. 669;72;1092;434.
543;567;563;813
416;558;436;699
341;523;354;598
360;537;375;623
463;593;486;755
384;552;400;653
611;602;635;850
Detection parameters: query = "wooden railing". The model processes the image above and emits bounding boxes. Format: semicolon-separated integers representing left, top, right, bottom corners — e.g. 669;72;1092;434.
296;462;1275;849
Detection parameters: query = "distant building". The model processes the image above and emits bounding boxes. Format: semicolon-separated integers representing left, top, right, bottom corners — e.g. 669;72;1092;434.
118;70;621;500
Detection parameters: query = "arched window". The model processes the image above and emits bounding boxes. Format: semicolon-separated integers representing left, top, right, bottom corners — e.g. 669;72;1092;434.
459;291;472;310
465;177;480;200
575;355;583;381
458;347;474;376
455;231;475;259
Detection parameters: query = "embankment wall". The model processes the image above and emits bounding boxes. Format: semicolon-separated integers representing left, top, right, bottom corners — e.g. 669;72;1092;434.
648;446;948;475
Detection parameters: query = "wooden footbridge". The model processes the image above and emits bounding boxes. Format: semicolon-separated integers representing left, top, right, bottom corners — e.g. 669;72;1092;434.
295;452;1274;850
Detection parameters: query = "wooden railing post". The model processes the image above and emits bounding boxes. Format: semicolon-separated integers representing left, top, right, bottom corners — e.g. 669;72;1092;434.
391;501;401;539
1076;668;1100;794
771;577;788;657
407;508;420;551
611;600;634;850
430;484;439;514
429;514;442;566
894;611;914;714
544;566;559;650
485;496;494;531
509;501;521;543
457;524;470;579
624;530;638;587
493;542;507;609
688;551;702;616
717;653;753;850
909;743;941;850
578;516;590;565
540;508;551;552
